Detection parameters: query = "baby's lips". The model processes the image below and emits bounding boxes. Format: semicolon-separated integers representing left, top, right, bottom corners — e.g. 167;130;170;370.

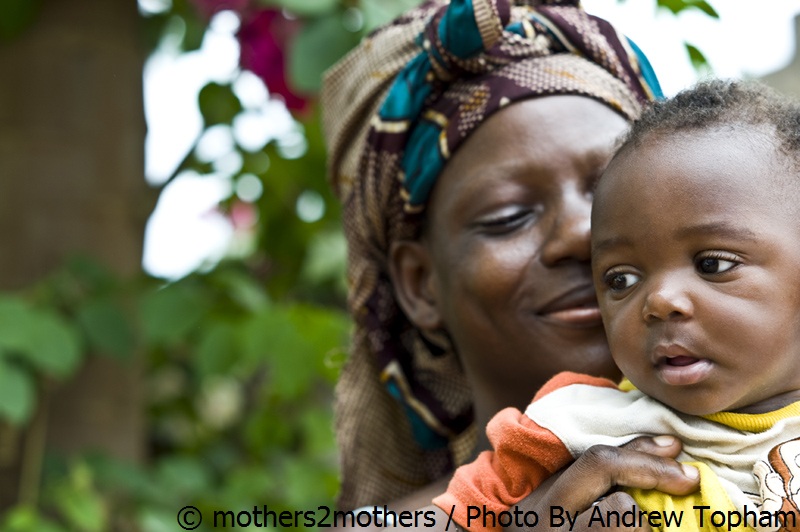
663;355;699;367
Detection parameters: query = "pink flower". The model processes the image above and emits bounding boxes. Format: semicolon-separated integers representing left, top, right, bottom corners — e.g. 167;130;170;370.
229;199;258;230
237;9;310;113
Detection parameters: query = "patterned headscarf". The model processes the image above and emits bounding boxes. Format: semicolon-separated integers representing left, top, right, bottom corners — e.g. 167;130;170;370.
321;0;661;509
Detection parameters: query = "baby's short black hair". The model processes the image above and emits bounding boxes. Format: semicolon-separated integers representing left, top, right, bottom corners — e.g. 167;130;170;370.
616;79;800;168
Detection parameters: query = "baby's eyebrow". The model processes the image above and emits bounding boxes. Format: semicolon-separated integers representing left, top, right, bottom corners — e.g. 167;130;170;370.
592;235;632;256
591;222;759;256
674;222;759;242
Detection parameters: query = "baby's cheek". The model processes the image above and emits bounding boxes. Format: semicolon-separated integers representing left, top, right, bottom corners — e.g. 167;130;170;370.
604;312;643;362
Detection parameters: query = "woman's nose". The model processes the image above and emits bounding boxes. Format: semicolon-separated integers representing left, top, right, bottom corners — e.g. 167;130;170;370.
642;277;693;322
540;191;591;266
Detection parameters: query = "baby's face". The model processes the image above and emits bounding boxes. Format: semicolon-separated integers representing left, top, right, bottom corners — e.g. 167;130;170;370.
591;127;800;415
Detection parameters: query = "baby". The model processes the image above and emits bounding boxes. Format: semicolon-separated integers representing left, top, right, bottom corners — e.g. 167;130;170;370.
433;80;800;531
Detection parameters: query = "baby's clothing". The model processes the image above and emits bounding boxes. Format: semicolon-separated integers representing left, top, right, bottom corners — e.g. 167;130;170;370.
433;372;800;531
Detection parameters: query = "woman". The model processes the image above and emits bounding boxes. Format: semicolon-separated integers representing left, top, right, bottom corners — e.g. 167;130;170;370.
321;0;700;526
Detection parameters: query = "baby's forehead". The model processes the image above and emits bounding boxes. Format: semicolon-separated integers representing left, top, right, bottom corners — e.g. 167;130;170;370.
616;124;779;162
595;126;799;221
606;125;790;187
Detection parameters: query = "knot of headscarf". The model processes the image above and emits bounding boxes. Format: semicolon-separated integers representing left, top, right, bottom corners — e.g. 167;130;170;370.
372;0;662;211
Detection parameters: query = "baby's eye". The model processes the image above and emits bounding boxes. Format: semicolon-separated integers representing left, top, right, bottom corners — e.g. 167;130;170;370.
604;272;640;292
695;256;738;275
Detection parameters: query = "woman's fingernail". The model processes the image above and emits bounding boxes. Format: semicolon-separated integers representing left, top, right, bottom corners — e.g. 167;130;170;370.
653;435;675;447
681;464;699;480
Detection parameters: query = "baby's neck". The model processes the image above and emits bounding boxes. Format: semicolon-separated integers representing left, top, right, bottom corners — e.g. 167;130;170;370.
730;389;800;414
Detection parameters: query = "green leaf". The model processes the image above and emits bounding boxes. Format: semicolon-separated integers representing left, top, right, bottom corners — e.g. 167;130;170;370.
243;407;294;456
19;316;82;377
195;322;238;377
155;456;212;497
240;306;313;397
87;454;159;503
685;42;711;72
54;488;106;532
282;456;338;507
0;360;35;425
690;0;719;18
139;281;211;345
300;229;347;290
212;269;269;312
76;298;135;359
287;14;362;93
259;0;338;17
287;304;349;383
2;505;66;532
657;0;683;15
360;0;425;32
0;298;82;378
137;509;179;532
300;405;336;455
63;255;117;294
239;303;349;397
181;13;206;51
198;83;243;127
657;0;719;18
219;467;274;508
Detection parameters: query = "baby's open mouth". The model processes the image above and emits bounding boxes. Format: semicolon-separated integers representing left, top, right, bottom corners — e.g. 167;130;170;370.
656;355;713;386
664;355;698;367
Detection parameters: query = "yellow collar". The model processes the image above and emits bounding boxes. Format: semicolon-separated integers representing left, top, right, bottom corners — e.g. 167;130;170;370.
617;377;800;433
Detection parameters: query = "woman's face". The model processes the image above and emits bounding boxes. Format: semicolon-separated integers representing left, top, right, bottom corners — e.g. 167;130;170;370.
423;96;629;414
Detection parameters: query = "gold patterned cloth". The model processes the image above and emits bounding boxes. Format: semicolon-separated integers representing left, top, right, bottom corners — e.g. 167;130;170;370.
321;0;661;509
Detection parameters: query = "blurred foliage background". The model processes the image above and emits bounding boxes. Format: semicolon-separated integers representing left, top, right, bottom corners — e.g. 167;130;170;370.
0;0;714;530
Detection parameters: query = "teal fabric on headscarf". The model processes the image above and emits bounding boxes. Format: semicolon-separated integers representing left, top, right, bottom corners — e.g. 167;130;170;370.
370;0;663;211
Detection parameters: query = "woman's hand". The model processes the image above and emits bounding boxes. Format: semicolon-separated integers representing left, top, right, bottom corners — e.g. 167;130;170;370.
331;436;699;531
507;435;700;532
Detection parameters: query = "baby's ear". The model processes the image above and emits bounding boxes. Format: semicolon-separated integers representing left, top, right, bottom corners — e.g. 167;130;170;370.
388;240;444;334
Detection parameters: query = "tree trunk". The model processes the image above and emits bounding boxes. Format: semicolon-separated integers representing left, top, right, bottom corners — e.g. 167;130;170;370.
0;0;154;508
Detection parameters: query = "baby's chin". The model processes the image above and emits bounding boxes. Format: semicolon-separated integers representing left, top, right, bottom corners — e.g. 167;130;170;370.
631;380;730;417
647;389;753;417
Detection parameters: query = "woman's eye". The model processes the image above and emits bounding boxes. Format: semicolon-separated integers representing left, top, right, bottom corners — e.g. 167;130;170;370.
477;210;534;233
696;256;738;274
604;272;640;292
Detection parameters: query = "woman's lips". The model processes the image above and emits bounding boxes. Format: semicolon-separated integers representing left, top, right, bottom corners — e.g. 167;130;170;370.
538;285;603;327
653;347;713;386
540;306;602;326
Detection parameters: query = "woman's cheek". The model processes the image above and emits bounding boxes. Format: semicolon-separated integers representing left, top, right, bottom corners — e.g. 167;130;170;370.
464;240;535;301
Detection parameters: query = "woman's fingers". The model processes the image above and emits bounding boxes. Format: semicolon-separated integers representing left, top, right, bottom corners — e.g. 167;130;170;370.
619;435;683;458
539;442;699;512
507;436;700;531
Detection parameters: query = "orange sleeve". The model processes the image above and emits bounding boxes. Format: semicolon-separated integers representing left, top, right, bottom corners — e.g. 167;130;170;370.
432;407;572;532
432;373;618;532
532;371;619;401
